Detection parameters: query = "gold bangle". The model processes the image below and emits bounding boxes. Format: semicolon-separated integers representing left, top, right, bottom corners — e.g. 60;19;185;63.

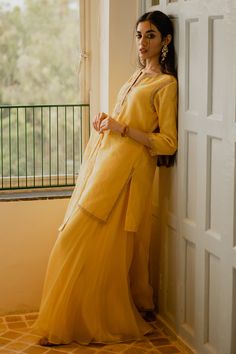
121;124;129;137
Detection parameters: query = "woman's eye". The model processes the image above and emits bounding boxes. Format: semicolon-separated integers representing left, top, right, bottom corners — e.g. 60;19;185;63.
135;33;155;39
146;34;155;39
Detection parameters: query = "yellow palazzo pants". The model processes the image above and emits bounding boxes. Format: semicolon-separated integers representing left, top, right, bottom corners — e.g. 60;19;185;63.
32;179;154;345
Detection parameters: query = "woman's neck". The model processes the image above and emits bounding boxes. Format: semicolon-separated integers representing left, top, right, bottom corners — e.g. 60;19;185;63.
143;60;161;75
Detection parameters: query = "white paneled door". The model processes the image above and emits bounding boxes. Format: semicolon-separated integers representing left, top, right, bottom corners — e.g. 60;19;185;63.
143;1;236;354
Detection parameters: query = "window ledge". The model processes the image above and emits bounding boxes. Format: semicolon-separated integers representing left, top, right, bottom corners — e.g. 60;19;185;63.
0;187;74;202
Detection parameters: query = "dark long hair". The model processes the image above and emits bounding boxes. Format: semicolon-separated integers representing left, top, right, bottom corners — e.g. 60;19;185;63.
136;11;177;78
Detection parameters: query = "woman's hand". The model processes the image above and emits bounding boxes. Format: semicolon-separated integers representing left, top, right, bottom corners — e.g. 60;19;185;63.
93;112;153;148
92;112;108;132
99;116;124;134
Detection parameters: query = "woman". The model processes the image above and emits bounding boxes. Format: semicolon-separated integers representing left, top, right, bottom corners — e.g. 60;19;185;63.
33;10;178;346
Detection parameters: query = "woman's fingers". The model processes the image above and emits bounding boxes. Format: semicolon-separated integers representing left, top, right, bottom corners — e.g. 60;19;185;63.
92;113;101;131
93;112;122;133
99;117;121;134
93;112;107;131
99;117;107;132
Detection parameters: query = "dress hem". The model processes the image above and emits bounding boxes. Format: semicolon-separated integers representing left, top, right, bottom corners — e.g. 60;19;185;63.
31;324;154;346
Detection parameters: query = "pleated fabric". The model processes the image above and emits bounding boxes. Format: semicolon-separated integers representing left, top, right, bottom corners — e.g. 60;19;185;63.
32;180;153;345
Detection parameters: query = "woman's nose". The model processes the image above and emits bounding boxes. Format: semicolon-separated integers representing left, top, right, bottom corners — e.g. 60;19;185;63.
140;36;147;46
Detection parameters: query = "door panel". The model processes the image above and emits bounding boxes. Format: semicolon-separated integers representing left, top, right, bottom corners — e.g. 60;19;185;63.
145;1;236;353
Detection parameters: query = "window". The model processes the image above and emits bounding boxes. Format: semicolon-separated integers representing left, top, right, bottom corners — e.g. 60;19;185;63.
0;0;90;191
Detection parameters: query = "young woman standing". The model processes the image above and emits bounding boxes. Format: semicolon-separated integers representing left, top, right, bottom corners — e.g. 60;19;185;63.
33;10;178;346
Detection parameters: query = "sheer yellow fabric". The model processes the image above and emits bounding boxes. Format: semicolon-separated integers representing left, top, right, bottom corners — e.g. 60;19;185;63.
32;181;152;344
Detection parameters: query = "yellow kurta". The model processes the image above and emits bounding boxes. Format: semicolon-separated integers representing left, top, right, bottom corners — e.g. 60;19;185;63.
32;70;177;345
59;70;177;233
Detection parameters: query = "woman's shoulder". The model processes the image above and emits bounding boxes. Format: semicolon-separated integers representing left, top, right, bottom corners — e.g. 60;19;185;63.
155;73;177;92
159;73;177;84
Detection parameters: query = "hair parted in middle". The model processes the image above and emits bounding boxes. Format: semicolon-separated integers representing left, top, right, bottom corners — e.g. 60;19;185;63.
136;10;177;77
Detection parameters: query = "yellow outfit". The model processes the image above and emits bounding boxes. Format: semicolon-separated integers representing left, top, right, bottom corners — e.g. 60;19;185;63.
32;70;177;345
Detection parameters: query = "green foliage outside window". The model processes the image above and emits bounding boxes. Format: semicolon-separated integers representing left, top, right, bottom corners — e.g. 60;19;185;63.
0;1;85;188
0;0;81;105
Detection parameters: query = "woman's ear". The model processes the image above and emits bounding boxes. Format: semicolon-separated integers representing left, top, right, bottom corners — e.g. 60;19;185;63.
163;34;172;45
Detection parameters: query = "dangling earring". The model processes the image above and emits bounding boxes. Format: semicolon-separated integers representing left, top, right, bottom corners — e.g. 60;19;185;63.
161;44;168;63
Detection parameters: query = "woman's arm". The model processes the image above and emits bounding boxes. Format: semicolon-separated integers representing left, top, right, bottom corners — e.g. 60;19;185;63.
119;124;152;148
94;108;177;156
95;114;152;148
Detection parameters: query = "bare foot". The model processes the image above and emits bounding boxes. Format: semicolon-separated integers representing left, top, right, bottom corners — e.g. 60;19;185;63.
38;337;56;346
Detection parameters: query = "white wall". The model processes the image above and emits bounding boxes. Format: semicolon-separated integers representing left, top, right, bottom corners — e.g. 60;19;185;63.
90;0;138;117
0;198;69;315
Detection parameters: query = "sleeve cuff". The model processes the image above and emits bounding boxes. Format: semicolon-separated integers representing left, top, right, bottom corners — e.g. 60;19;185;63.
147;133;158;156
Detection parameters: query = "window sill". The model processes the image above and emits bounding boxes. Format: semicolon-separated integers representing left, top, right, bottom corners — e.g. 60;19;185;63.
0;187;74;202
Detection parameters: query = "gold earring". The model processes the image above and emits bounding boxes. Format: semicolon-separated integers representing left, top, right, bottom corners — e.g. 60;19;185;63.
161;44;168;63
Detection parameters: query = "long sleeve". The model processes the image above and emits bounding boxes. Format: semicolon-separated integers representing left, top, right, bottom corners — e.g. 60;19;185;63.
147;80;178;156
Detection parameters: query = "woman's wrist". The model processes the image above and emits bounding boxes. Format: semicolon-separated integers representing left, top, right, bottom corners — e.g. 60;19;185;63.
120;124;129;137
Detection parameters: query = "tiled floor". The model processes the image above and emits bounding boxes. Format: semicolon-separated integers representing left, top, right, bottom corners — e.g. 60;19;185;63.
0;313;192;354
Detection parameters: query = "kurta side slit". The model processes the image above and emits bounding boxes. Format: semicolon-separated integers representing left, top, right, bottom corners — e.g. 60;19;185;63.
32;71;178;345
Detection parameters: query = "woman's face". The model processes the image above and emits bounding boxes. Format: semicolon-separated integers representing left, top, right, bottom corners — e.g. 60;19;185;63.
136;21;163;64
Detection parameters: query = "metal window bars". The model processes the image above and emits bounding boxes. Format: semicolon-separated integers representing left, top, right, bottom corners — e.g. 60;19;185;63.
0;104;90;190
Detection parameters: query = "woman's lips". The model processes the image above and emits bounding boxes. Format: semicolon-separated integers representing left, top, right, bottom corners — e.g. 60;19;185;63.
139;48;148;54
